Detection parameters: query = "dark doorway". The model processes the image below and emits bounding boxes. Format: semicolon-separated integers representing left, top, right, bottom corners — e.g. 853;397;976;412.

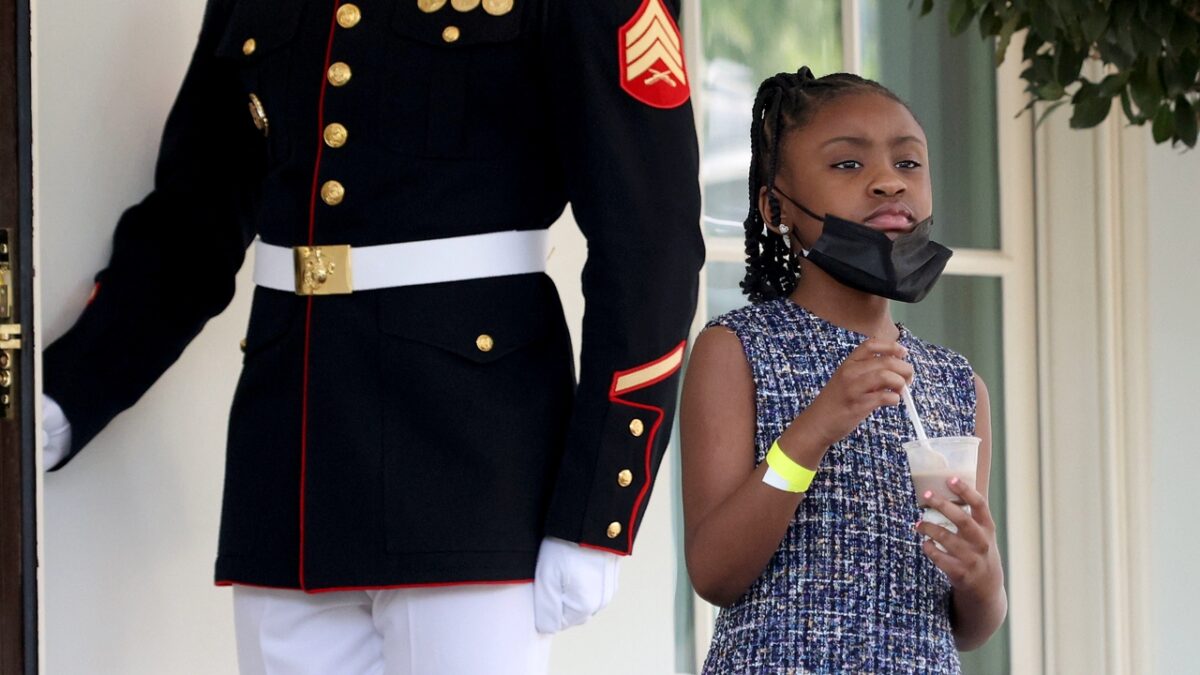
0;0;37;672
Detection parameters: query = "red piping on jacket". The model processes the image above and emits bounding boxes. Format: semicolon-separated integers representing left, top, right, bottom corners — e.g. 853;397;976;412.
216;579;534;594
602;340;686;555
297;0;343;590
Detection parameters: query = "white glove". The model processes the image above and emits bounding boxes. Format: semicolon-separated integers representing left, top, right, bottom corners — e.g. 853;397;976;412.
42;394;72;470
533;536;621;634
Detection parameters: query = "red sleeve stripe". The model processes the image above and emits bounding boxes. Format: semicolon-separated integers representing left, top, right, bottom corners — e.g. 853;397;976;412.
605;340;687;555
610;341;685;396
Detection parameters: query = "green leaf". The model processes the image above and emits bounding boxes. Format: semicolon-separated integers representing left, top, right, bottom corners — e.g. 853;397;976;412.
1098;72;1132;98
979;7;1002;38
1115;23;1138;59
1081;8;1110;43
1131;19;1165;57
1142;1;1175;40
1023;31;1046;61
1037;81;1067;100
1030;2;1058;40
1070;85;1114;128
1030;53;1056;83
1152;104;1176;143
1119;88;1146;125
901;0;1194;148
1177;50;1200;92
948;0;976;34
1163;55;1188;98
1098;32;1137;70
995;11;1024;65
1129;57;1165;116
1018;95;1040;118
1174;95;1198;147
1036;100;1069;128
1055;43;1087;86
1168;14;1199;58
1113;0;1136;28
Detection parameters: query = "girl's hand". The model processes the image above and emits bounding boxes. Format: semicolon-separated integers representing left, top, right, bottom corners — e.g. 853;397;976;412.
916;477;1004;602
798;338;914;448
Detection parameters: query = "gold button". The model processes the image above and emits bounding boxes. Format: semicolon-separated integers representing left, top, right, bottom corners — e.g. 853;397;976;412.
336;3;361;28
321;180;345;206
482;0;513;15
327;62;352;87
242;38;257;56
476;334;494;352
617;470;633;488
323;123;348;148
442;25;461;43
452;0;480;10
629;418;645;437
606;522;622;539
247;93;269;136
417;0;447;11
239;338;248;353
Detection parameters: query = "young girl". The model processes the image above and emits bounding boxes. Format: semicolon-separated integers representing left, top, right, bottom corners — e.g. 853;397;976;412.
681;68;1006;673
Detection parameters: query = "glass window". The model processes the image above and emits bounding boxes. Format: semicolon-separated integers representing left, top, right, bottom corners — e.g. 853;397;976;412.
860;1;1002;251
892;276;1011;675
699;1;843;239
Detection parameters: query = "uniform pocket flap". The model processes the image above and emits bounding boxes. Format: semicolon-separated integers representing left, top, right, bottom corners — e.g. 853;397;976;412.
378;274;553;364
215;0;303;59
391;2;524;47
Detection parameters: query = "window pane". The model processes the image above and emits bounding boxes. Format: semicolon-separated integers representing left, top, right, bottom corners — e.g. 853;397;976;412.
891;276;1011;675
704;260;749;320
860;0;1002;250
699;1;842;238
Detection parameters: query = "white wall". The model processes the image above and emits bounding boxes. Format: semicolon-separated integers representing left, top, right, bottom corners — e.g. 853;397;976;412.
1146;140;1200;675
34;1;680;673
37;1;246;672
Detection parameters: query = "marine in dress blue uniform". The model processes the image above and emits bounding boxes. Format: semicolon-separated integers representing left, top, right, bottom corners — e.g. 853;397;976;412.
42;0;702;597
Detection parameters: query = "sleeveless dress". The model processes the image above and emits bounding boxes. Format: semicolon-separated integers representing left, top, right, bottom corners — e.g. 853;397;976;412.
700;299;976;674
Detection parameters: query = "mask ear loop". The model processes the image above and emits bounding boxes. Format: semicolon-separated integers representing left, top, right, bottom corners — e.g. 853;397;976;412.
772;187;824;257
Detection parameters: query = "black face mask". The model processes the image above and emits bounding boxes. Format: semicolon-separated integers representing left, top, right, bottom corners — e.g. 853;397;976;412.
773;189;953;303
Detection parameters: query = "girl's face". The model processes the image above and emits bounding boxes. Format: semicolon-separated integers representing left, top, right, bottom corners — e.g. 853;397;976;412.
765;91;932;245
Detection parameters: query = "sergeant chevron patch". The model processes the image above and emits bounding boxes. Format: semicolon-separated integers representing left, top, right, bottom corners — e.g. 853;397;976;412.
618;0;690;109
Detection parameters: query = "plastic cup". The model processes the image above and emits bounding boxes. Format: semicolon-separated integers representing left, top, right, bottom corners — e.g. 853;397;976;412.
903;436;981;531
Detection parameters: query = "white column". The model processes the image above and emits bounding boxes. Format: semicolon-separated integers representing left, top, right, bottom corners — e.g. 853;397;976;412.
1033;63;1152;674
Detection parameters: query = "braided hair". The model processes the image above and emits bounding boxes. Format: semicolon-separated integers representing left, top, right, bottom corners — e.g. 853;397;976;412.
740;67;912;302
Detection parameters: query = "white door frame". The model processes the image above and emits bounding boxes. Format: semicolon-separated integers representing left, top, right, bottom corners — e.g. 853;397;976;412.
1033;59;1153;674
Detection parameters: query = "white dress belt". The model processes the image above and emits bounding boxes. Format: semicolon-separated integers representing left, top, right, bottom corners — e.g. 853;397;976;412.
252;230;550;294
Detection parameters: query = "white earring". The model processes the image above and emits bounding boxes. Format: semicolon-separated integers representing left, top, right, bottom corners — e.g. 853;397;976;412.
779;222;790;236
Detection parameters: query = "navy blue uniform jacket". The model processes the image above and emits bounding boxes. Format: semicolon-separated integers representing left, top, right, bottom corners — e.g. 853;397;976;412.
43;0;703;591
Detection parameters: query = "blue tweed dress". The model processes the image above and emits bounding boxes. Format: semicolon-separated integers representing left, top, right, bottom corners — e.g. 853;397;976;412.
700;299;975;674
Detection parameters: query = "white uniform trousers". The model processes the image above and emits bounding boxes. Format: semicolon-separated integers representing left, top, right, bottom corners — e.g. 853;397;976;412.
232;583;552;675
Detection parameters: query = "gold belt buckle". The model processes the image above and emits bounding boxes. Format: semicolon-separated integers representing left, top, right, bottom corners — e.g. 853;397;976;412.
294;245;353;296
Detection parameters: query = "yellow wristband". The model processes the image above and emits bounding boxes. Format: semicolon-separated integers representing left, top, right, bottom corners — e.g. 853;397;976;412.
764;440;817;493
